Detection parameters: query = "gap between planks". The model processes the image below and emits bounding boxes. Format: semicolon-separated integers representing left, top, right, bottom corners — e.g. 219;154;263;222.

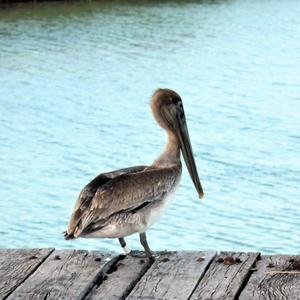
7;249;300;300
0;248;55;299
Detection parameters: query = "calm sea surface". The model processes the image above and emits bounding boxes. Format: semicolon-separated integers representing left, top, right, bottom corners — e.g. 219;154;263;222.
0;0;299;254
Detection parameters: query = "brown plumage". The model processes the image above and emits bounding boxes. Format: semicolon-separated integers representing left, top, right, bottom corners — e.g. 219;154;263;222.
64;88;203;260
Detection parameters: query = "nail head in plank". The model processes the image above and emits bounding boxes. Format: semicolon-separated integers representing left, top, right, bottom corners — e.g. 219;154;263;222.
239;255;300;300
86;255;153;300
0;248;54;299
127;251;217;300
6;249;113;300
190;251;260;300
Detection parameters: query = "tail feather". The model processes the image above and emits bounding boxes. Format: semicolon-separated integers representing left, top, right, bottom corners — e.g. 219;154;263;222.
63;231;75;240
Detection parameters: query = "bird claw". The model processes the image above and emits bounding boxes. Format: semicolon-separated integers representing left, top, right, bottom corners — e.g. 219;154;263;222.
129;250;155;262
129;250;147;258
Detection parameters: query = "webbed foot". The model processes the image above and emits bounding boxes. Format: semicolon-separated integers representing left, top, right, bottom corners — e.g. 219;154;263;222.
130;250;155;262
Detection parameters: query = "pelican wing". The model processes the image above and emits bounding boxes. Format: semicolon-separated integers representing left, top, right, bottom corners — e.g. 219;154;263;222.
65;165;147;238
67;165;179;237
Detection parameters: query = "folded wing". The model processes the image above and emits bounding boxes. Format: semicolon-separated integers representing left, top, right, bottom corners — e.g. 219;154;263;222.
65;165;146;238
65;165;178;238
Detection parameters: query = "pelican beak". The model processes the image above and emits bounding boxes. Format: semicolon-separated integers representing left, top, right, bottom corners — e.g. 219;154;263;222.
162;104;204;198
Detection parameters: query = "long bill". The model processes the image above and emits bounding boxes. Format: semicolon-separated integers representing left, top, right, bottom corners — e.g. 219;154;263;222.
175;113;204;198
162;105;204;198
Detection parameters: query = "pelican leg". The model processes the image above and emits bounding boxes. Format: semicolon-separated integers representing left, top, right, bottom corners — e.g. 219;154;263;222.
129;233;154;261
139;232;153;258
118;237;130;254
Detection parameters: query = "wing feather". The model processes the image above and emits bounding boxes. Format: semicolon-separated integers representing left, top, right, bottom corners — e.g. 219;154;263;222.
65;165;147;238
69;165;179;237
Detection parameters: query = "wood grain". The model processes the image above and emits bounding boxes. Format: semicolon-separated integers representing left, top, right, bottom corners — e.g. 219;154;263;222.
0;248;54;299
127;251;216;300
190;251;259;300
6;249;299;300
86;255;153;300
239;255;300;300
6;249;113;300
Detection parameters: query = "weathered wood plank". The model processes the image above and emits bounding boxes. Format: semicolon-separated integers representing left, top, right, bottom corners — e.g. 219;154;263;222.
240;255;300;300
6;249;114;300
0;248;54;299
86;255;153;300
190;251;260;300
127;251;216;300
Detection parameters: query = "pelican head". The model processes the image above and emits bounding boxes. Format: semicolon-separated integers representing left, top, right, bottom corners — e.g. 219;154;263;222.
151;88;204;198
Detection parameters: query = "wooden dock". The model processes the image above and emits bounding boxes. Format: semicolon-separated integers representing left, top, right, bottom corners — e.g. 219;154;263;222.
1;249;300;299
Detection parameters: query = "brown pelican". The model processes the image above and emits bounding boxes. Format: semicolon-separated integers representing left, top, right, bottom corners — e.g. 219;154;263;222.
64;88;204;260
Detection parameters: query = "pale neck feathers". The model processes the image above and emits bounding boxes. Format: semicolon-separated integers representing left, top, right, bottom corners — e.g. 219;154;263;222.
152;131;180;168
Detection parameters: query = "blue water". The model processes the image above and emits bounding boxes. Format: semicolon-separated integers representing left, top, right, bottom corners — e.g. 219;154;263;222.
0;0;299;254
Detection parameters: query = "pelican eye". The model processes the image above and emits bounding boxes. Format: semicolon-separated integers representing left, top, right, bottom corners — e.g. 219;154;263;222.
176;102;184;119
171;97;181;105
179;109;184;119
